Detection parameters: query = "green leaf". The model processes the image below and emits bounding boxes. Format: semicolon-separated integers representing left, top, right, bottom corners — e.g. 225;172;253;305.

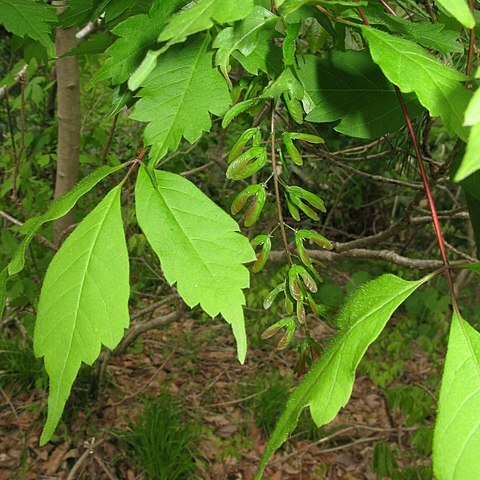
213;6;277;81
59;0;101;28
104;0;137;22
462;262;480;275
0;0;56;55
454;89;480;182
353;6;463;55
158;0;254;45
130;34;231;163
298;50;423;138
232;29;283;76
278;0;367;16
135;168;255;363
466;192;480;253
363;27;470;141
64;32;114;57
433;311;480;479
457;123;480;181
0;268;7;320
89;1;182;87
254;273;429;479
8;164;127;276
262;67;304;100
435;0;475;29
34;185;130;445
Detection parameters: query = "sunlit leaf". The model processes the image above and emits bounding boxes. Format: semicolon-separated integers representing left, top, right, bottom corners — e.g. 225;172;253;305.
8;164;128;276
435;0;475;29
130;34;231;163
433;310;480;479
363;27;470;141
254;274;429;479
34;186;130;445
158;0;254;45
135;168;255;363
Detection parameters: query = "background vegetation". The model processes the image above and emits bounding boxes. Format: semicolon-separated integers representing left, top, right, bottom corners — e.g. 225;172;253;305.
1;0;479;479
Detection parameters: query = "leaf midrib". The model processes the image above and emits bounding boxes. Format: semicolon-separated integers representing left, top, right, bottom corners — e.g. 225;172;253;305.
49;191;117;411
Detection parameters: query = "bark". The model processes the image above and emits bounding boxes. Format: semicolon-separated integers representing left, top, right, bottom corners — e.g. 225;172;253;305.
53;20;81;244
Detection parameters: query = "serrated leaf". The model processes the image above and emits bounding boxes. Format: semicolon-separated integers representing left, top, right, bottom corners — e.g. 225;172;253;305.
433;311;480;479
59;0;102;28
435;0;475;29
65;32;114;57
0;0;56;55
104;0;137;22
135;168;255;363
213;6;277;80
359;7;463;55
34;186;130;445
130;34;231;163
363;27;470;141
158;0;254;45
262;67;304;100
298;50;423;138
254;273;429;479
89;1;182;87
8;164;128;276
278;0;367;16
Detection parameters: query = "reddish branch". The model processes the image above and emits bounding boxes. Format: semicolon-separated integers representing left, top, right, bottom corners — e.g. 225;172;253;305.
356;5;459;308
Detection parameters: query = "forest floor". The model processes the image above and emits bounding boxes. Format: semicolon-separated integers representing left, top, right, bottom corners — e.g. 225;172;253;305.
0;301;432;480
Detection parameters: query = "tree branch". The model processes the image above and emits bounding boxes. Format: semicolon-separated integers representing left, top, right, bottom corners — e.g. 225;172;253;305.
269;247;464;270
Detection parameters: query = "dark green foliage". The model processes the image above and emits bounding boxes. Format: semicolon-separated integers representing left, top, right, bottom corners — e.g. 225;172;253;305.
252;377;291;436
0;333;46;390
121;391;202;480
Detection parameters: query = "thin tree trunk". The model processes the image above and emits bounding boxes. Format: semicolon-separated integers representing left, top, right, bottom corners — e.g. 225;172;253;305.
53;16;80;244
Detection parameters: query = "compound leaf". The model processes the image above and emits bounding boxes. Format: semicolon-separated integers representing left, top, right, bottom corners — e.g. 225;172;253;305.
130;34;231;163
0;0;56;55
34;185;130;445
135;168;255;364
254;274;429;479
363;27;470;141
8;164;128;276
297;50;422;138
433;311;480;479
158;0;254;45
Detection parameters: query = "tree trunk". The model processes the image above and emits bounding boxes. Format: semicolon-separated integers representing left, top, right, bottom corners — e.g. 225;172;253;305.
53;21;80;244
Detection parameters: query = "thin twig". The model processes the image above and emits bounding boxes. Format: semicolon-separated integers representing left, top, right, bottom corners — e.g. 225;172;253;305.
11;74;25;201
270;100;291;263
359;5;459;309
101;113;118;164
269;246;464;269
0;209;56;250
65;438;107;480
466;0;476;76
